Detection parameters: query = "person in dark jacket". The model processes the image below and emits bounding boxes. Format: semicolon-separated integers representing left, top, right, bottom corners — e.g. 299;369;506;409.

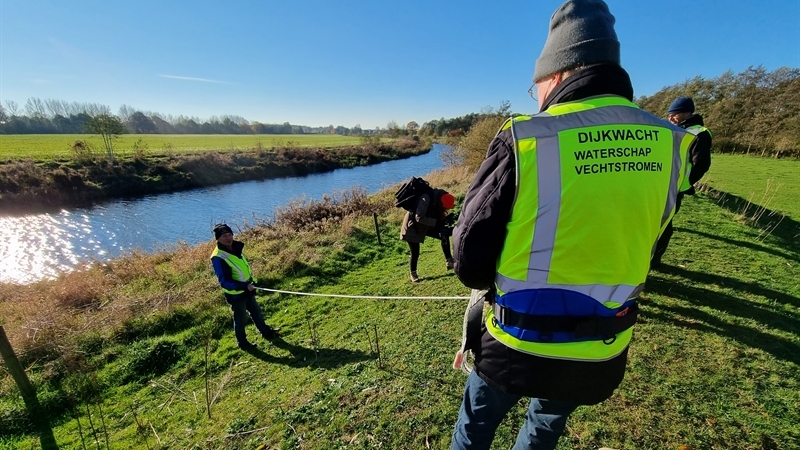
449;1;695;448
652;96;713;267
400;189;456;282
210;223;275;351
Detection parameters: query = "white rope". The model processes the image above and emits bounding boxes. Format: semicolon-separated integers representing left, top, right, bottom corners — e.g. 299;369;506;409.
254;286;469;300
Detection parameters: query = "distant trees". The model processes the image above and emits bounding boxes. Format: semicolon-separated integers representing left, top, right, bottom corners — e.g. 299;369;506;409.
636;65;800;157
3;100;20;116
440;102;512;170
3;66;795;157
86;114;126;160
127;112;158;134
386;120;401;137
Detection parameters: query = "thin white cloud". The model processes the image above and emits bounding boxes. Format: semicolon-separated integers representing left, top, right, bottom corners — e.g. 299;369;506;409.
158;74;231;84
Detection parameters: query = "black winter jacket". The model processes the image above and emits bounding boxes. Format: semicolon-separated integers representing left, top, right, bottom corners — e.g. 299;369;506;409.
678;114;712;187
452;64;694;405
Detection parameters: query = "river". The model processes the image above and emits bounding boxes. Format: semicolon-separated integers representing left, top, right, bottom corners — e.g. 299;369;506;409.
0;144;450;284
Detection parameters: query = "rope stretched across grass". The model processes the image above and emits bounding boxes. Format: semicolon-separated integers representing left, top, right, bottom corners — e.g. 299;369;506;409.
254;286;469;300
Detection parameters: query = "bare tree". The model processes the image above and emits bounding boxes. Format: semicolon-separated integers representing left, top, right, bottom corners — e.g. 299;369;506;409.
118;104;136;122
386;120;401;137
25;98;47;117
3;100;20;116
44;98;70;118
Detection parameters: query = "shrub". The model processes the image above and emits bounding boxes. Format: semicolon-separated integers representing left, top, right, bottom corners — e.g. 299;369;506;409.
132;138;149;161
454;116;506;172
272;187;374;233
70;140;94;163
122;337;185;382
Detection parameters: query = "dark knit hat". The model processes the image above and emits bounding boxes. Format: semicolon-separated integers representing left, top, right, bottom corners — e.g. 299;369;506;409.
668;96;695;114
533;0;620;82
213;223;233;239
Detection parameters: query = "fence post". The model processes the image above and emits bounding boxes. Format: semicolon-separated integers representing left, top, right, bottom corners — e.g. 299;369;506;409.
372;213;382;245
0;326;59;449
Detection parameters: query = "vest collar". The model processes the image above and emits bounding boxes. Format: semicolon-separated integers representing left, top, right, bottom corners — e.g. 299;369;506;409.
679;114;705;128
217;240;245;257
541;64;634;112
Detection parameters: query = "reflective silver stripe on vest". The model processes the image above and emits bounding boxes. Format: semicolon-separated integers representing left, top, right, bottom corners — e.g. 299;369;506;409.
216;252;247;281
496;104;684;302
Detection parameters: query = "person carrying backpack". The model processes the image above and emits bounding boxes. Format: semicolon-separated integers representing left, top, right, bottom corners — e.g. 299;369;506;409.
399;187;456;282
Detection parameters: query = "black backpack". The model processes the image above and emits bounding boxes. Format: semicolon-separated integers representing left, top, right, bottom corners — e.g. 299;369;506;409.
394;177;434;212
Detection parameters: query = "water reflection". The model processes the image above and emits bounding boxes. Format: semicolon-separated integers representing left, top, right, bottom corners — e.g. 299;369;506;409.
0;144;449;284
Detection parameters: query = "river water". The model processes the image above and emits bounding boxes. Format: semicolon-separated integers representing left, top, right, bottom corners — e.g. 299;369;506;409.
0;144;450;285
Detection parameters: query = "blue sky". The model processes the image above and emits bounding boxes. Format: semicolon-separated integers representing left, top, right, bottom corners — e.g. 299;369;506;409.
1;0;798;129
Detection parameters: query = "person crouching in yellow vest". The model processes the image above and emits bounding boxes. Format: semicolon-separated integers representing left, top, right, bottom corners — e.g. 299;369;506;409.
210;223;275;351
449;1;695;448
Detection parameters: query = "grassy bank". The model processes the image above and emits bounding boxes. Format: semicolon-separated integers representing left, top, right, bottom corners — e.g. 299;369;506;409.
0;137;428;214
0;134;376;160
1;156;798;449
702;154;800;218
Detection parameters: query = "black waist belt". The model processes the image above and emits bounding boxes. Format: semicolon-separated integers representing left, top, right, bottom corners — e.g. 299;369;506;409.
492;302;639;338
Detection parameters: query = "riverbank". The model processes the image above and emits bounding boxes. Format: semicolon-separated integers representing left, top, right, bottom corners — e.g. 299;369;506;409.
0;137;430;214
1;159;798;449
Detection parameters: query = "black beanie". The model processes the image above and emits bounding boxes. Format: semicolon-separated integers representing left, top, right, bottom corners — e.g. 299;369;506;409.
668;97;695;114
534;0;620;82
213;223;233;239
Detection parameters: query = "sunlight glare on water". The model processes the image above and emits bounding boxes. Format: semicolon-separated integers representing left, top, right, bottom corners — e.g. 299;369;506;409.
0;211;102;284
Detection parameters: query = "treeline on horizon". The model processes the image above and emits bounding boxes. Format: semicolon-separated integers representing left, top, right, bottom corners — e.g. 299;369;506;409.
1;66;797;156
636;65;799;158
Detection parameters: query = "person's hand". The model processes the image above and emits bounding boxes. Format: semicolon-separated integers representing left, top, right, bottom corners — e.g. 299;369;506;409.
247;284;256;292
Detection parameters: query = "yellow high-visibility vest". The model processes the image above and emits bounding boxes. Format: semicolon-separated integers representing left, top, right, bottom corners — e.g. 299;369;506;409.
211;247;253;295
487;96;694;361
678;124;712;191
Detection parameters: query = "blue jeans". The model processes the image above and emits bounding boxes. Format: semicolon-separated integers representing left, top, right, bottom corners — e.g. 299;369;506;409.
227;292;272;345
451;371;578;450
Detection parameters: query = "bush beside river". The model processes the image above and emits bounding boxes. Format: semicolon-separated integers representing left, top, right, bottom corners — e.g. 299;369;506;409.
0;138;430;214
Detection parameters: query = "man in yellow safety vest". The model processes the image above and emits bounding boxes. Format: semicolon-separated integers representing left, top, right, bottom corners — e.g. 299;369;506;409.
211;223;275;351
652;96;713;267
449;1;696;448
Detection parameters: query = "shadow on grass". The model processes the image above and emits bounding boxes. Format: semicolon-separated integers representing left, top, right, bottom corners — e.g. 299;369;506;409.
655;261;800;309
703;187;800;251
644;267;800;366
676;227;800;264
243;336;373;369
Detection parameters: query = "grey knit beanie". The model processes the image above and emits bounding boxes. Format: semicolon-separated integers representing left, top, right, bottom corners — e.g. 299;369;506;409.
533;0;620;82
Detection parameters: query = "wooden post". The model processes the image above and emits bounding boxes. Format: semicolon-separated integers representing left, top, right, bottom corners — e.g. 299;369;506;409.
0;326;59;449
372;213;382;245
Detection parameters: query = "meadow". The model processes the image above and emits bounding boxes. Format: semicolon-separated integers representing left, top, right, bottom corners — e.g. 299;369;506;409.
0;155;798;449
702;154;800;218
0;134;374;160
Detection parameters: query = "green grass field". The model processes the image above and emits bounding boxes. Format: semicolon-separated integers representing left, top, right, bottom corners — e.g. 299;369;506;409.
0;134;374;160
702;154;800;218
1;157;798;449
